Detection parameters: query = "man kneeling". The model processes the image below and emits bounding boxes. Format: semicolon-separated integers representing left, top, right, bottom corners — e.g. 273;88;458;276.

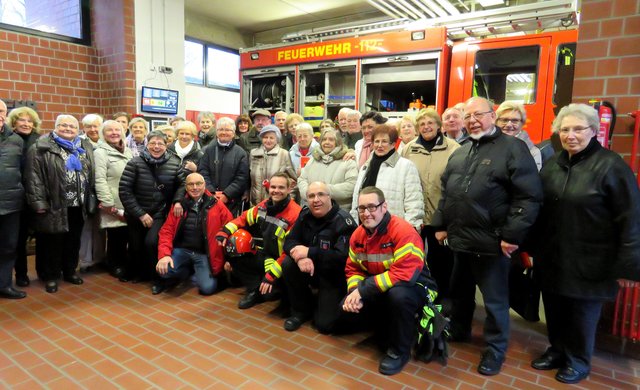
156;173;233;295
343;186;437;375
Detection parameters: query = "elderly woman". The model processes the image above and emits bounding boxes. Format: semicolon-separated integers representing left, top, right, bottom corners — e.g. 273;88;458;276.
402;108;459;299
156;125;176;145
81;114;103;147
235;114;252;135
396;115;418;154
119;130;185;293
25;114;96;293
319;119;335;133
7;107;42;287
79;114;106;271
168;120;203;174
289;122;319;175
530;104;640;384
298;129;358;211
284;113;303;145
197;111;216;147
126;117;149;157
351;124;423;229
496;101;542;171
249;124;296;205
94;120;133;280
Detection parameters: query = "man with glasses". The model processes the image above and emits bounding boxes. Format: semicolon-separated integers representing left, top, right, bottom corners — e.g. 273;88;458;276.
432;96;542;376
496;101;542;171
280;181;356;333
156;173;233;295
343;186;437;375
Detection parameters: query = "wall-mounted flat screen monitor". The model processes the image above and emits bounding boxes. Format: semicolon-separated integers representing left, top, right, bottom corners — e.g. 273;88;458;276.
141;86;179;115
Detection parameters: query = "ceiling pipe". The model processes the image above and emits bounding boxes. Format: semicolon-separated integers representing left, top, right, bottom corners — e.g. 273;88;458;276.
433;0;461;15
408;0;438;18
397;0;428;19
419;0;450;17
387;0;423;19
368;0;407;19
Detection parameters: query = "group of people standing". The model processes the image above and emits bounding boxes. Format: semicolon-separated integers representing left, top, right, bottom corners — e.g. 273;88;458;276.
0;97;639;382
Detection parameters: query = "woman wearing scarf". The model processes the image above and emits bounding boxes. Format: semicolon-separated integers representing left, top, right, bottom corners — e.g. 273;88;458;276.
125;117;148;157
289;123;319;176
94;120;133;281
402;108;460;302
297;129;358;211
249;125;296;205
25;115;96;293
79;113;106;271
119;130;186;294
168;120;203;174
354;111;387;168
350;124;423;230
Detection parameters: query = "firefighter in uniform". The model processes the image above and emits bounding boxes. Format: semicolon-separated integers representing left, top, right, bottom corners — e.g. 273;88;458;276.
343;186;437;376
216;172;301;309
280;181;357;333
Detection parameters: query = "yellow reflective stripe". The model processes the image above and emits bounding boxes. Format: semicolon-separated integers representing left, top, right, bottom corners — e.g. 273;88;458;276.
382;259;393;270
264;258;275;272
268;261;282;278
393;243;424;263
225;222;238;234
374;272;393;292
246;207;257;225
347;275;364;290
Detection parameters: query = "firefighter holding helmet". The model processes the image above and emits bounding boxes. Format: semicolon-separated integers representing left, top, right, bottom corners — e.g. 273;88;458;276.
216;172;301;309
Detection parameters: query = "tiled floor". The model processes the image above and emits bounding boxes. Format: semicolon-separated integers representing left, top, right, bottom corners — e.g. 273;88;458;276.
1;263;640;390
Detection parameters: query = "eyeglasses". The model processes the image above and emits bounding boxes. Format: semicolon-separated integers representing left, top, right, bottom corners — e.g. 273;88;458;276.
559;126;592;135
496;118;521;124
186;182;205;187
307;192;329;200
356;201;384;214
148;141;166;147
463;111;492;122
57;123;77;129
373;139;390;145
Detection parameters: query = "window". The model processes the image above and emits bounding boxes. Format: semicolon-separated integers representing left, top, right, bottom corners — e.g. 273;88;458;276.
184;38;240;92
0;0;90;44
553;43;576;108
472;46;540;104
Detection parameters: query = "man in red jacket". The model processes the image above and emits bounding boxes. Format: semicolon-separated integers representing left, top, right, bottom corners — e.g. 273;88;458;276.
156;173;233;295
343;186;437;376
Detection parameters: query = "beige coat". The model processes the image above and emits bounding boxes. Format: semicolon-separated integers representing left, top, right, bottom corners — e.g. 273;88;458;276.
249;145;296;205
402;136;459;225
94;142;133;228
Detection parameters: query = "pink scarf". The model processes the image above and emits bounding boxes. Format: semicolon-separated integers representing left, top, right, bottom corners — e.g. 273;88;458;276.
358;140;372;167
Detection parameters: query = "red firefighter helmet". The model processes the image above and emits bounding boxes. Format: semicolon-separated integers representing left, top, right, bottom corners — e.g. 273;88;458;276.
225;229;256;257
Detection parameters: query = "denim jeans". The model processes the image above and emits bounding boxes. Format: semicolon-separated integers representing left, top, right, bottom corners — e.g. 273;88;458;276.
160;248;217;295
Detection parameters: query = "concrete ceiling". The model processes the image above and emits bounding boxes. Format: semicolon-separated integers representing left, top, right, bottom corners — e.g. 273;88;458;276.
184;0;385;34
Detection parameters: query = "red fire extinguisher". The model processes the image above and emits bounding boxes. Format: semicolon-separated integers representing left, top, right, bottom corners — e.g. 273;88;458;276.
588;99;617;149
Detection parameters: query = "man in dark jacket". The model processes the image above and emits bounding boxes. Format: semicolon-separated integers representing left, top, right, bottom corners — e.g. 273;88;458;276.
0;100;27;299
198;117;249;216
156;173;233;295
281;181;357;333
432;97;542;376
237;109;271;154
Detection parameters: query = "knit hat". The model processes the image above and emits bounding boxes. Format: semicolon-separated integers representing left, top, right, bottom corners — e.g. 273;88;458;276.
259;124;282;140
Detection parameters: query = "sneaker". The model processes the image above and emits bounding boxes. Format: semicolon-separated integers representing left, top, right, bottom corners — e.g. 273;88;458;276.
379;349;411;375
477;350;504;376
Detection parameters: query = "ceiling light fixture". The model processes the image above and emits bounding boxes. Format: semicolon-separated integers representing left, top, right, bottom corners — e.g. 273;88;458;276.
478;0;505;7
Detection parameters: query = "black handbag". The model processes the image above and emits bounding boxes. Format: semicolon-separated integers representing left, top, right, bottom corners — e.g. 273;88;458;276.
508;262;541;322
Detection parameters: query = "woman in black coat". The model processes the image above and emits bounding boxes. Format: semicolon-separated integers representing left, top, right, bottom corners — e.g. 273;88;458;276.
25;115;96;293
531;104;640;384
7;106;42;287
119;130;185;293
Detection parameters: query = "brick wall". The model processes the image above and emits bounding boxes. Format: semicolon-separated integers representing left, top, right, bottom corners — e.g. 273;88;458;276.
572;0;640;166
0;0;136;130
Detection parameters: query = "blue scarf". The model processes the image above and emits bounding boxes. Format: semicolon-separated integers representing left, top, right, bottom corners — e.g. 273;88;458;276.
53;133;85;172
